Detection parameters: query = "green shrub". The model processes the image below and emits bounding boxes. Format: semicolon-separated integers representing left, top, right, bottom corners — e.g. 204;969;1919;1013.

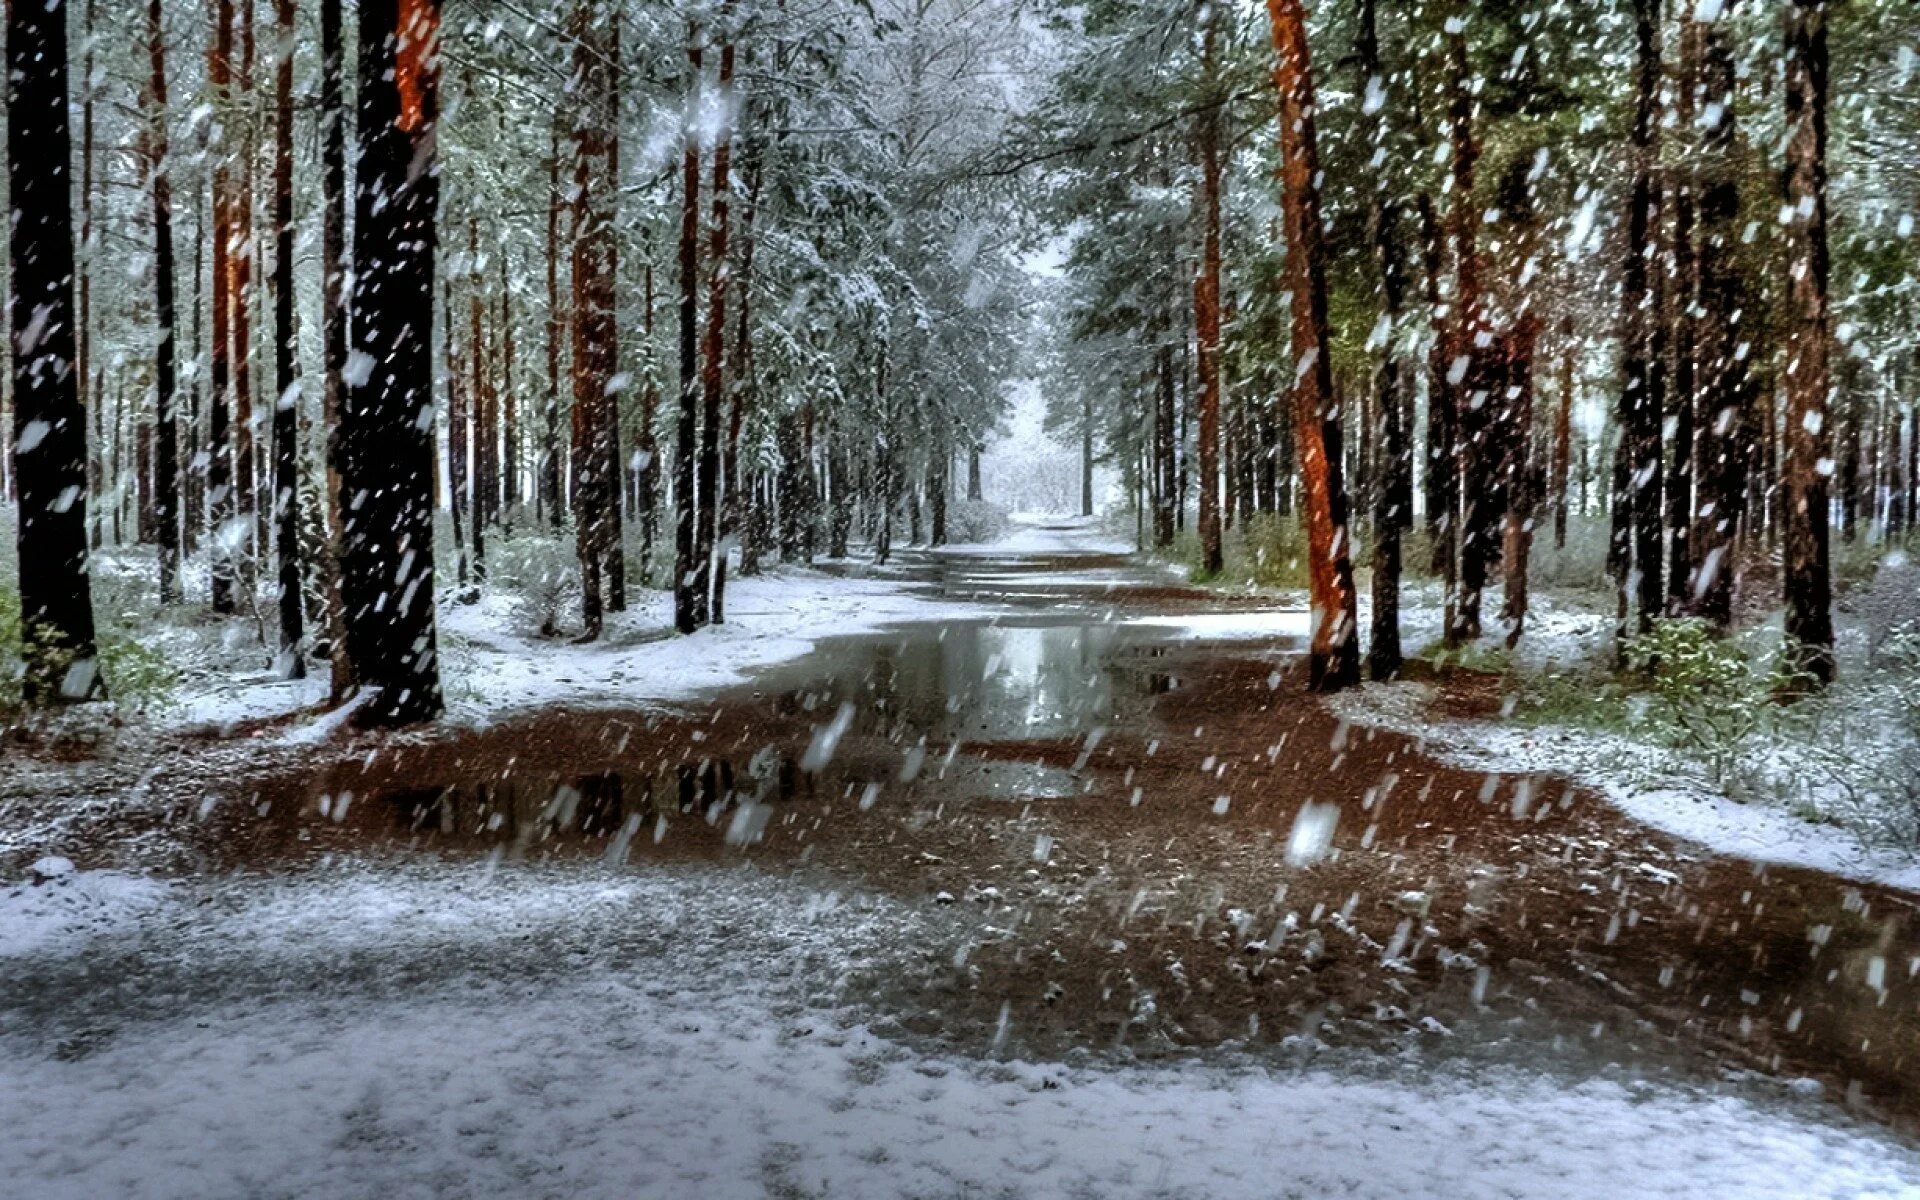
0;584;175;711
1621;616;1770;782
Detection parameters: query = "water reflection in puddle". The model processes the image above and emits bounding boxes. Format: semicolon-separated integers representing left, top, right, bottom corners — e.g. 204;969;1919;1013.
355;617;1305;848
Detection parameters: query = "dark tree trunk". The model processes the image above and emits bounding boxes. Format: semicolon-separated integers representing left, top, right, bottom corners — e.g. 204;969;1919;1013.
1266;0;1359;691
1552;313;1574;549
1781;0;1834;687
8;0;106;702
272;0;305;677
467;218;489;582
967;444;983;501
236;0;260;575
673;27;704;633
1153;335;1176;548
339;0;445;725
445;284;468;588
209;0;238;615
1686;0;1744;631
542;119;567;530
570;0;620;640
703;39;735;624
1358;0;1406;681
147;0;183;605
1417;193;1457;606
1444;31;1494;645
1193;1;1225;577
1081;393;1095;517
319;0;354;701
730;143;763;577
1617;0;1666;638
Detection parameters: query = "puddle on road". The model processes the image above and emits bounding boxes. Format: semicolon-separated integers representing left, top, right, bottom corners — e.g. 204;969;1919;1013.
347;617;1266;848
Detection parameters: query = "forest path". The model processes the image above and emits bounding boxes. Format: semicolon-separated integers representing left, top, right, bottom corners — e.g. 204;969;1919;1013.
4;516;1920;1198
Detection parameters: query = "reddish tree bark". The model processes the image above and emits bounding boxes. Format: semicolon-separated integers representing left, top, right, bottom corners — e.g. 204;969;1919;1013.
1265;0;1359;690
1193;2;1225;578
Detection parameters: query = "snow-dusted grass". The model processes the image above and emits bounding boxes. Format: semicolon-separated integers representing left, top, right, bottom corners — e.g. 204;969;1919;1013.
3;861;1914;1200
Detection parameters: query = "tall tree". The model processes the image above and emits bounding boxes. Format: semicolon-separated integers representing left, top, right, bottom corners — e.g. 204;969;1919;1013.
319;0;354;701
571;0;621;640
1192;0;1225;578
1686;0;1745;627
1617;0;1666;637
1358;0;1407;681
271;0;305;677
673;27;705;633
8;0;106;702
702;36;736;623
1781;0;1835;687
147;0;183;605
1266;0;1359;690
339;0;445;725
208;0;238;615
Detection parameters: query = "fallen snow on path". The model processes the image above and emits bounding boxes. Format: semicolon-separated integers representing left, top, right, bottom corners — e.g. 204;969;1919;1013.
940;514;1133;557
1125;609;1311;640
7;981;1915;1200
0;865;170;958
436;566;994;725
1329;681;1920;894
0;862;1913;1200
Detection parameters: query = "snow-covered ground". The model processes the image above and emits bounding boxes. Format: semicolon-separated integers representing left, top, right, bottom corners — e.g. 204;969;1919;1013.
437;566;997;727
4;861;1916;1200
1327;678;1920;894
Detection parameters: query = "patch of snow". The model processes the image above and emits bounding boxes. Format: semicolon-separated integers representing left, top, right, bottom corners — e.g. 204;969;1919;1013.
1;862;1913;1200
1329;682;1920;894
0;869;170;958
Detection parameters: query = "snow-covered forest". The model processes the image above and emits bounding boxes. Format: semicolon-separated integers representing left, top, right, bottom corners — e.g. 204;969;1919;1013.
5;0;1920;1195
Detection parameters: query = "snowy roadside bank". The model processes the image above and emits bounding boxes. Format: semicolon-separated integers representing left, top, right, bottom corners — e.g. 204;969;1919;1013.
3;860;1915;1200
1326;678;1920;894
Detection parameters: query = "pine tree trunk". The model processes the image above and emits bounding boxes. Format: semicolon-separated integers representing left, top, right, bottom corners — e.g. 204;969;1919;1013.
8;0;106;702
236;0;260;579
673;26;704;633
339;0;445;725
1417;193;1457;606
1617;0;1666;638
1193;2;1225;578
319;0;354;701
209;0;238;615
569;0;619;640
1781;0;1835;687
1552;313;1574;549
541;119;567;531
1266;0;1359;691
148;0;183;605
1444;30;1494;645
445;282;469;588
1153;335;1176;548
702;39;735;624
272;0;305;677
79;0;98;551
1358;0;1406;681
467;217;489;581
